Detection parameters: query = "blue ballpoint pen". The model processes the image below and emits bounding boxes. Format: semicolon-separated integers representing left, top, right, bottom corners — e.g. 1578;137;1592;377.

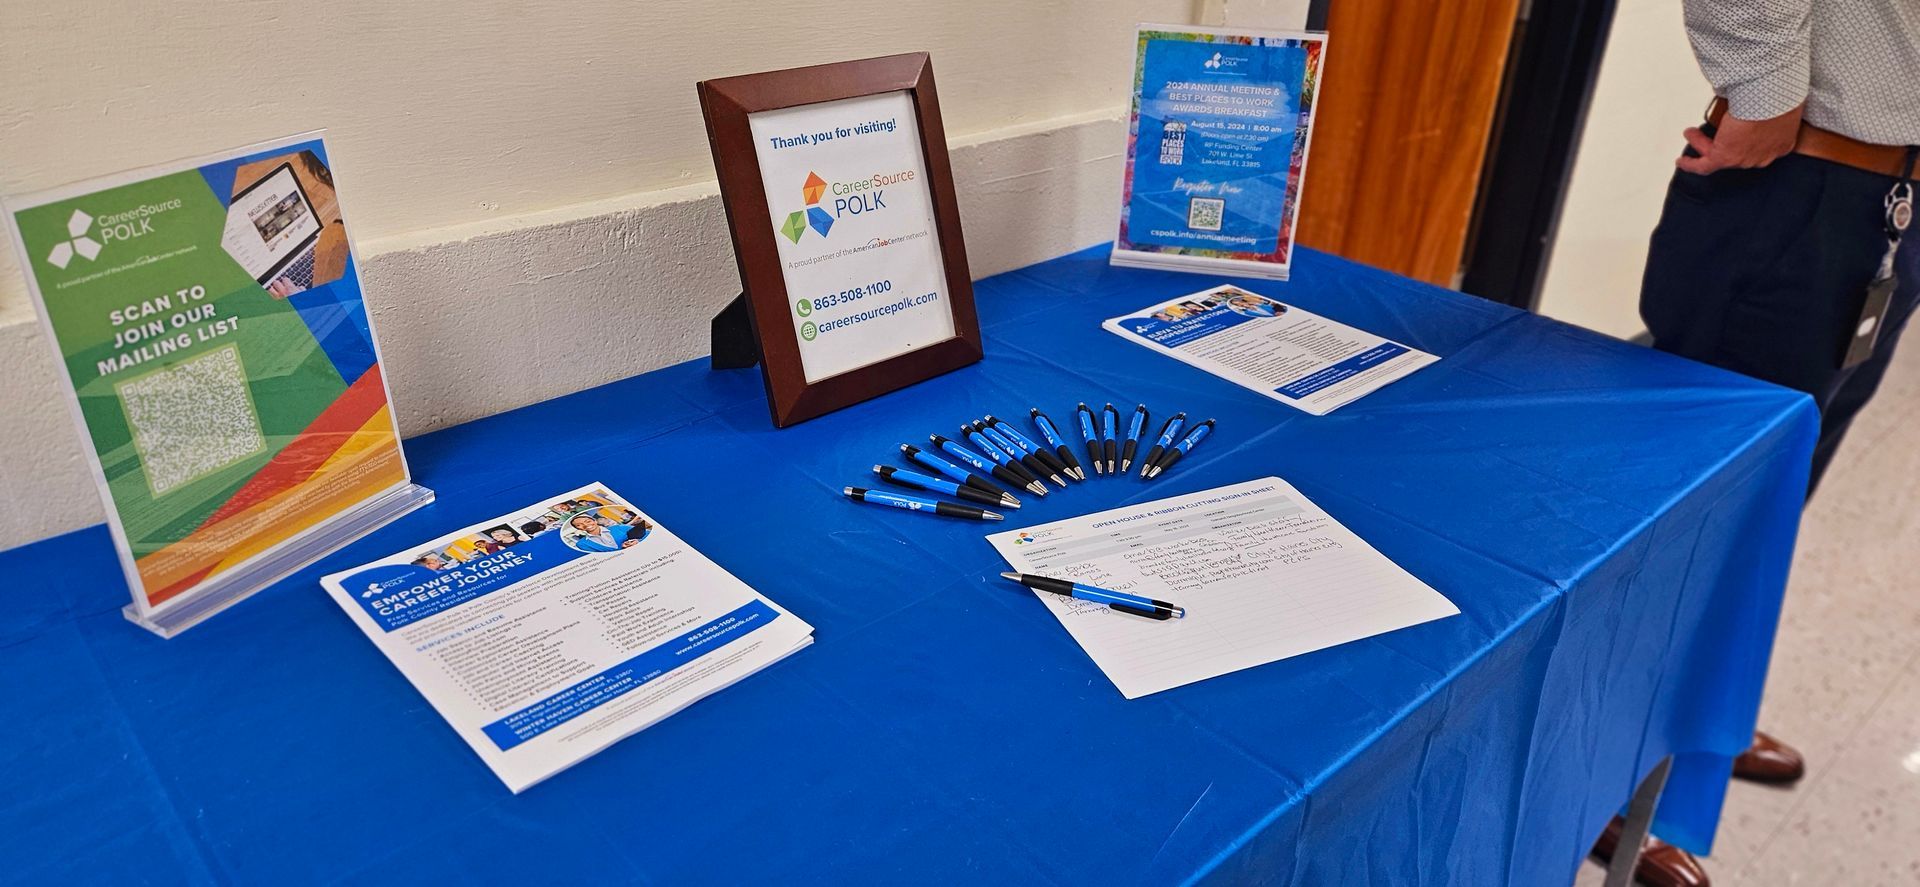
900;444;1013;500
1144;419;1215;480
973;420;1032;466
1027;408;1087;481
874;465;1019;509
844;486;1003;521
987;415;1078;482
999;572;1185;620
1120;404;1149;473
932;434;1048;497
963;423;1046;492
1137;412;1187;478
1100;403;1120;475
1075;403;1104;476
977;420;1064;488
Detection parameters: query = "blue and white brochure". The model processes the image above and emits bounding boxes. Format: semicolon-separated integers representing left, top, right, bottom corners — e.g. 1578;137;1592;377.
1103;284;1436;415
320;482;813;792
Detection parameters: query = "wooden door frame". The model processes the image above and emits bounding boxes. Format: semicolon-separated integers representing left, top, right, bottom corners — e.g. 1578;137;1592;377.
1297;0;1619;309
1291;0;1524;286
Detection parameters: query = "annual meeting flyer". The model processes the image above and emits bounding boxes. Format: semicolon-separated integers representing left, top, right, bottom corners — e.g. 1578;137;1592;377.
320;483;814;792
1112;26;1326;278
1104;284;1437;415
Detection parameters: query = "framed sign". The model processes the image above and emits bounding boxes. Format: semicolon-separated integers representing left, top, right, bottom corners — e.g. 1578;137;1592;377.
1112;25;1327;280
699;52;982;427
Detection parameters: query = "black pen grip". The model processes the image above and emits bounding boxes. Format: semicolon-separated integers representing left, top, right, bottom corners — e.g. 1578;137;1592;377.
1020;574;1076;595
1002;459;1039;484
1018;454;1053;482
1031;448;1069;476
951;485;1000;507
964;474;1010;497
1109;602;1173;621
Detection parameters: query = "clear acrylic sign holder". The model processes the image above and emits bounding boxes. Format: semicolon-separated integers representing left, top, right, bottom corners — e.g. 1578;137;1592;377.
2;132;433;637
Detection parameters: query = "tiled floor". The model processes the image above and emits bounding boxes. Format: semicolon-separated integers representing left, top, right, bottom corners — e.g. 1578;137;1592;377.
1575;341;1920;884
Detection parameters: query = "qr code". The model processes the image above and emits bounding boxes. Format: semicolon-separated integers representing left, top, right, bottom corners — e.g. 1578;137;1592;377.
116;345;266;496
1188;196;1225;231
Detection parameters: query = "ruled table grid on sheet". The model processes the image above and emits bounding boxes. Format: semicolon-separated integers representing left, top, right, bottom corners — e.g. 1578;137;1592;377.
988;478;1459;698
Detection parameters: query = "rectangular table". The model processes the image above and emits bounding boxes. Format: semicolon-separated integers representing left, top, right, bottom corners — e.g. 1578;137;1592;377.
0;244;1815;884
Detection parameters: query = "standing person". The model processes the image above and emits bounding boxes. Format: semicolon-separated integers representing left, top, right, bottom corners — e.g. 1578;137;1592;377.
1615;1;1918;884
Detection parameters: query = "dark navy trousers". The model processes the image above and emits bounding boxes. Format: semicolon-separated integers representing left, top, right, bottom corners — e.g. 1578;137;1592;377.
1641;153;1920;493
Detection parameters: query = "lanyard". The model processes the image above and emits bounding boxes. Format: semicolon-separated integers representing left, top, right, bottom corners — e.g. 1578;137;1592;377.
1849;148;1920;369
1876;147;1917;280
1886;147;1917;241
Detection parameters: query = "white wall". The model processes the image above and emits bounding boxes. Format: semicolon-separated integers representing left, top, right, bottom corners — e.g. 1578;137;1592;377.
0;0;1207;319
0;1;1310;549
1200;0;1313;28
1535;0;1711;339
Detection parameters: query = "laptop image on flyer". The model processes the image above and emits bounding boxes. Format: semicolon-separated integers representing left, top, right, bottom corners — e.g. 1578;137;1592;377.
221;161;323;293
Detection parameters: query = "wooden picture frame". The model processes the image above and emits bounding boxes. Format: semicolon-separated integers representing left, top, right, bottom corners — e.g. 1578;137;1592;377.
699;53;982;427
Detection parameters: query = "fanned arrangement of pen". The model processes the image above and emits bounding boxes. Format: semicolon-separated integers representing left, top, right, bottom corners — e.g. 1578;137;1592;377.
839;403;1217;521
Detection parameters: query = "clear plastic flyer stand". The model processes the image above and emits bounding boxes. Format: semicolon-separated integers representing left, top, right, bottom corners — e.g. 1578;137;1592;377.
122;484;434;637
3;131;432;638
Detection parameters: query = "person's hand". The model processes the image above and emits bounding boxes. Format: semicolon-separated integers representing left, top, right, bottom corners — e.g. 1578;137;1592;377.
1678;103;1802;175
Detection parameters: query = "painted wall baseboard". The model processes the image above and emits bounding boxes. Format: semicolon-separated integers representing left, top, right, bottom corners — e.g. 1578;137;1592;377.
0;110;1127;551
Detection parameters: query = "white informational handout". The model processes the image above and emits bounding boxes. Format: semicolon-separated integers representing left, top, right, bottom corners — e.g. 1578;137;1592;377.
986;477;1457;699
1103;284;1438;415
320;483;813;792
747;90;956;383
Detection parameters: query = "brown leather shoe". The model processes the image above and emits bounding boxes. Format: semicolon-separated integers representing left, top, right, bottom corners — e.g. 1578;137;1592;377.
1590;816;1711;887
1732;731;1806;785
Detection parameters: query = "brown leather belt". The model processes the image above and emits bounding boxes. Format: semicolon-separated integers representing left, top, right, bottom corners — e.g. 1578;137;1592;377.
1706;97;1914;178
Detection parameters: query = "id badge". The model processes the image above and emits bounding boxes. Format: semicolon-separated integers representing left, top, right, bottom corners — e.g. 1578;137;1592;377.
1844;272;1896;370
1851;184;1916;369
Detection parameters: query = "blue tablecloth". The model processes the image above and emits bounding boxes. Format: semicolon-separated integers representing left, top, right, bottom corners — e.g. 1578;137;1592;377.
1;244;1815;885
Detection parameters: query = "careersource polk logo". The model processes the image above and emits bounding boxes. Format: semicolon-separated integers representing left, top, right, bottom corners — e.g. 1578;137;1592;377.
774;168;916;244
41;199;181;269
1203;50;1247;71
778;172;835;244
45;210;101;269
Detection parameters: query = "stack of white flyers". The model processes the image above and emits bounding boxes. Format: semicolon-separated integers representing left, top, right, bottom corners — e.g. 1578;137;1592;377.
987;478;1457;699
321;483;813;792
1104;284;1438;415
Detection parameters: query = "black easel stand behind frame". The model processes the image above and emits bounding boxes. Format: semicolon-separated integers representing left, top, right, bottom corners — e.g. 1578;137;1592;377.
710;292;760;369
